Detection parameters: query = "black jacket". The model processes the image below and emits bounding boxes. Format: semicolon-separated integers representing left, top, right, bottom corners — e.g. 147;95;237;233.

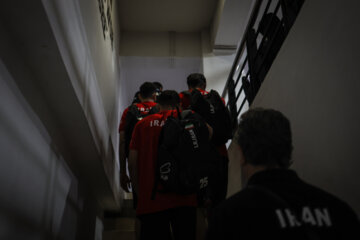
207;169;360;239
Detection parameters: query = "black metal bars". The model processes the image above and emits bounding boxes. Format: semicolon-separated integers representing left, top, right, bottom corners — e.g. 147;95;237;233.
222;0;304;131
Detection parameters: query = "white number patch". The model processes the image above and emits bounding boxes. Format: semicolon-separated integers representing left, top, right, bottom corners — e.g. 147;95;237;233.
200;177;208;189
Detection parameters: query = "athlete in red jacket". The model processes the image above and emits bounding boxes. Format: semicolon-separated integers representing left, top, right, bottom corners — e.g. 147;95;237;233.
119;82;157;194
129;90;197;240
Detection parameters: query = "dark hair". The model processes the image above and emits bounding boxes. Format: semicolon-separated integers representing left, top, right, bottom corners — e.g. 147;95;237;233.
236;108;293;168
140;82;157;99
187;73;206;89
157;90;180;108
153;82;163;91
132;91;141;104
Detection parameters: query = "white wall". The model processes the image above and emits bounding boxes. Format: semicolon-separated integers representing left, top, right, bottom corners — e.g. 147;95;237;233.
120;57;202;103
252;0;360;215
120;30;235;100
202;31;236;94
212;0;254;47
42;0;122;202
202;51;236;94
78;0;121;128
119;31;203;107
0;59;83;240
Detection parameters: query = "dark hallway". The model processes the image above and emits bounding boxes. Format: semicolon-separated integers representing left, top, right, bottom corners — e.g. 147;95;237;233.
1;0;360;239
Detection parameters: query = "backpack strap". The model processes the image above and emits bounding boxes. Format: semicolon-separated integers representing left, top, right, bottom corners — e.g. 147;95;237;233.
180;109;192;120
151;169;159;200
151;113;170;200
151;110;190;200
176;106;181;120
148;104;159;114
128;104;141;118
151;136;163;200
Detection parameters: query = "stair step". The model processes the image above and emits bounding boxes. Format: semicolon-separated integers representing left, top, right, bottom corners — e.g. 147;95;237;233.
120;199;136;218
103;230;136;240
104;199;136;219
103;217;135;231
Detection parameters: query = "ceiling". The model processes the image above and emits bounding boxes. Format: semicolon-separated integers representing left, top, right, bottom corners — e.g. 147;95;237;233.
118;0;218;32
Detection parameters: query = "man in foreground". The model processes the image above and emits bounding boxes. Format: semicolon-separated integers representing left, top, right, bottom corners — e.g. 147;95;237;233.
206;108;360;239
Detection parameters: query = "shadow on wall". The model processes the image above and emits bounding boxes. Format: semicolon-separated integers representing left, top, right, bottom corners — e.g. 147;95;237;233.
0;60;83;239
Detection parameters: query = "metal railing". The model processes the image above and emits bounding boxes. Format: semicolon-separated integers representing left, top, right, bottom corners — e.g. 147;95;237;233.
222;0;304;130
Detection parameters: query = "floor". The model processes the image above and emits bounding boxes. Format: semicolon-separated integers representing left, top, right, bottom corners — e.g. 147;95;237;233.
103;217;136;240
102;194;208;240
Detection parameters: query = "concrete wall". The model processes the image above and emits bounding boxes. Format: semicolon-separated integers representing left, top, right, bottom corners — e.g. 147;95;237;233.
204;0;255;97
119;30;236;103
43;0;122;203
119;31;203;107
251;0;360;215
212;0;254;48
0;0;125;238
0;58;97;239
118;0;255;106
202;31;237;94
78;0;121;131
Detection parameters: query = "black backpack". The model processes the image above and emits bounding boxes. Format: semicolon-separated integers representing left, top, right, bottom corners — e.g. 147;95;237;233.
190;89;233;145
152;110;223;203
124;104;158;157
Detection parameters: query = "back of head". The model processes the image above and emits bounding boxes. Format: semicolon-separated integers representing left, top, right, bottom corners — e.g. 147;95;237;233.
132;91;141;104
153;81;163;97
140;82;157;100
157;90;180;109
153;82;163;91
236;108;293;168
187;73;206;90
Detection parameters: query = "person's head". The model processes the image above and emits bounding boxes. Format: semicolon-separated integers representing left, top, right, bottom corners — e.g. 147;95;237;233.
153;81;163;98
187;73;206;90
132;91;142;104
139;82;157;101
153;82;163;92
157;90;180;110
234;108;293;172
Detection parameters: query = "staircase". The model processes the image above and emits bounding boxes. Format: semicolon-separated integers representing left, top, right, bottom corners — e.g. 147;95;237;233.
103;199;138;240
102;198;209;240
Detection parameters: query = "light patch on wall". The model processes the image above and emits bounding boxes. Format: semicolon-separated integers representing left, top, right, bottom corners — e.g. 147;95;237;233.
0;59;75;238
120;56;202;107
94;217;103;240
